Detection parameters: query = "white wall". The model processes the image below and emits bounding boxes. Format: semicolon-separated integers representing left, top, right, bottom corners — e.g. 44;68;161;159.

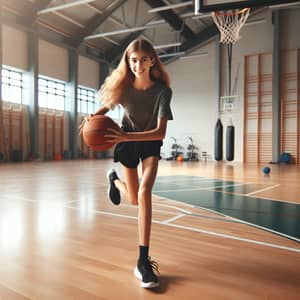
164;41;218;160
164;8;300;162
281;9;300;49
39;39;69;81
78;55;100;90
2;25;28;70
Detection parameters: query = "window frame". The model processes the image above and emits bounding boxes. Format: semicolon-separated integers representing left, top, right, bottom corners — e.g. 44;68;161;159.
1;66;23;105
38;75;66;111
77;85;97;114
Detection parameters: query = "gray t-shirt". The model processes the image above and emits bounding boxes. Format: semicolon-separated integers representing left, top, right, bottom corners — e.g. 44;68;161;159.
119;82;173;132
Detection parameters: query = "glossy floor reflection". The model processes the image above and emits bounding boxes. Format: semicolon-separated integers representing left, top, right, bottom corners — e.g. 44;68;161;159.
0;161;299;299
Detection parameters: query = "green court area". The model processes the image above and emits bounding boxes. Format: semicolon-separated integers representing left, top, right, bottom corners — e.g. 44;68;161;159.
154;176;300;241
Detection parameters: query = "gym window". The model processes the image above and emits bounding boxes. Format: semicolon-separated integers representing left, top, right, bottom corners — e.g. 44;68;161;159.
77;86;96;114
1;66;23;105
38;76;66;110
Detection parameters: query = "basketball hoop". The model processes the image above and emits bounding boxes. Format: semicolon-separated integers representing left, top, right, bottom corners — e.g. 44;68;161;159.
212;8;250;44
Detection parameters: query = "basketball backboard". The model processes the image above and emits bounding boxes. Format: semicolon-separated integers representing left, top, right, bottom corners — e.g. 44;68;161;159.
196;0;300;13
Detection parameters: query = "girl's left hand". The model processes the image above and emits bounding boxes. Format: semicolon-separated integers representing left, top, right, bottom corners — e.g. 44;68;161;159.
105;127;128;144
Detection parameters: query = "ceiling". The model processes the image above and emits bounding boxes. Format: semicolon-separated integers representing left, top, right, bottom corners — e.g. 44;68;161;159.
1;0;300;65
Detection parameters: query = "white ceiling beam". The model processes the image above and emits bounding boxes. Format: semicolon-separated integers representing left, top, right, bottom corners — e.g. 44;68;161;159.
103;37;120;46
84;2;179;49
85;3;125;26
84;20;166;40
180;11;195;18
84;3;103;14
37;0;96;15
51;8;127;45
154;42;181;49
84;2;211;44
180;52;208;60
148;1;193;13
53;11;85;28
105;0;122;10
244;18;267;26
192;13;212;20
159;51;185;58
86;2;194;25
269;1;300;9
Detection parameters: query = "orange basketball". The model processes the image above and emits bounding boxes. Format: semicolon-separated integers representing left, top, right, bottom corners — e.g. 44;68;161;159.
82;115;120;151
177;155;184;162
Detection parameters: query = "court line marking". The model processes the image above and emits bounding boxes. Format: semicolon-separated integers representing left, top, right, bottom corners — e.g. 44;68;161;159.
120;204;179;215
155;182;300;205
154;187;211;193
156;181;282;198
245;194;300;205
152;203;193;214
64;205;300;253
225;213;300;242
164;222;300;253
188;203;300;243
198;188;300;205
203;182;253;190
153;182;253;193
156;177;244;184
153;194;300;243
121;204;237;224
3;194;299;251
156;179;238;185
153;208;177;215
153;203;242;222
2;193;238;223
1;195;37;202
64;199;83;204
157;177;300;204
246;184;281;196
126;202;267;225
4;186;299;241
161;214;186;224
156;177;217;182
188;175;299;203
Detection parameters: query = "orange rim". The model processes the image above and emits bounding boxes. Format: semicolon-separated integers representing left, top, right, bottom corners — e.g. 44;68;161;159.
212;7;250;17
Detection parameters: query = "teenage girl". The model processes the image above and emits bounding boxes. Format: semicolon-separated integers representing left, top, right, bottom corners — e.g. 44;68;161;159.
84;38;173;288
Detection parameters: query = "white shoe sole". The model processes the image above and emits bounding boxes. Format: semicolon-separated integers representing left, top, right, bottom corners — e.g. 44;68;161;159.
134;267;160;289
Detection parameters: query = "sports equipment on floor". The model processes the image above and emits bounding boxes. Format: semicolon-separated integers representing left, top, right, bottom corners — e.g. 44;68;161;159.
263;166;271;174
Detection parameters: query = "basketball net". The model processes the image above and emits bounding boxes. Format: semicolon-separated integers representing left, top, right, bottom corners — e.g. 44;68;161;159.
212;8;250;44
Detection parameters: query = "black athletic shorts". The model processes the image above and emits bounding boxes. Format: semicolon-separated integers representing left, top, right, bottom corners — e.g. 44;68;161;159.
114;140;163;168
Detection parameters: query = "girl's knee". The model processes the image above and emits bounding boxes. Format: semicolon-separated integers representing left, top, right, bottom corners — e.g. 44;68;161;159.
138;184;152;198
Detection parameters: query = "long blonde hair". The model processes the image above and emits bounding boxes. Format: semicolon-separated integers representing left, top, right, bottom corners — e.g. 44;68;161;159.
99;39;170;108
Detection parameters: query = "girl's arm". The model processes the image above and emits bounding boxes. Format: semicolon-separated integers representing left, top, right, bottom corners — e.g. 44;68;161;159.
127;117;168;141
106;117;168;143
93;106;109;116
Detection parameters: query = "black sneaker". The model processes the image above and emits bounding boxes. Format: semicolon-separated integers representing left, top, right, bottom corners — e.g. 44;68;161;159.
106;169;120;205
134;257;160;288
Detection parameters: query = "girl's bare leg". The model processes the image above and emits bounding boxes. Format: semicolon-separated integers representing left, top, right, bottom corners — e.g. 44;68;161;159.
138;156;159;246
114;166;139;205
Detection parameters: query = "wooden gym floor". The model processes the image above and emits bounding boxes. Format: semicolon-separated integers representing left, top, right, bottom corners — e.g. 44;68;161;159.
0;159;299;299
